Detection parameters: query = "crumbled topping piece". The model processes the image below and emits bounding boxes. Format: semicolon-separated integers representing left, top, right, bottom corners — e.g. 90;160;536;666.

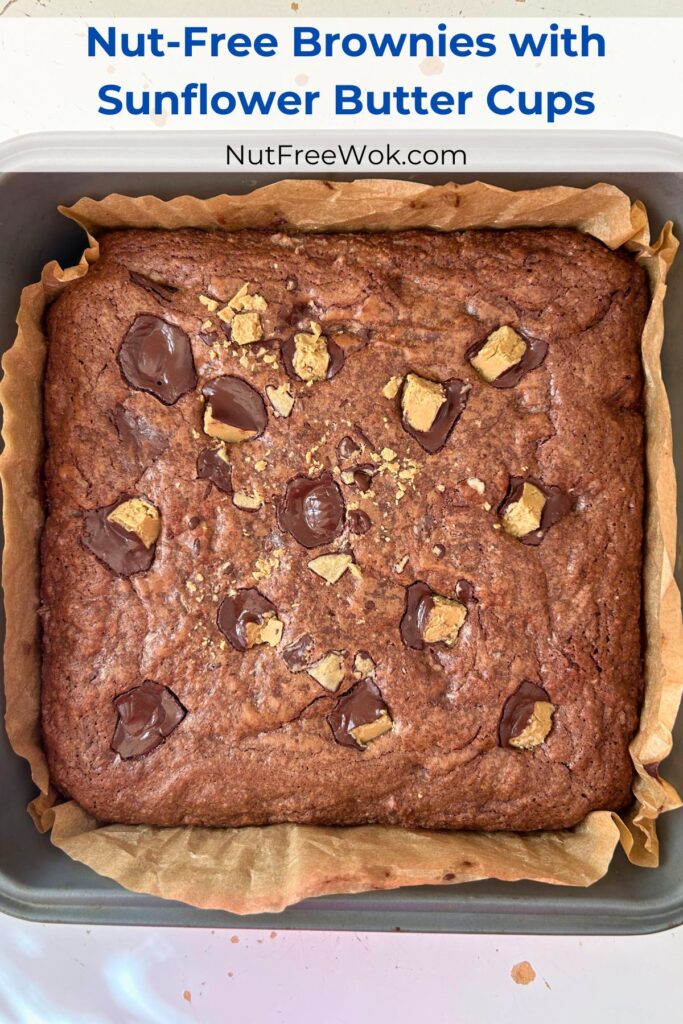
233;491;263;511
393;554;410;574
231;311;263;346
292;322;330;382
266;383;295;418
307;552;354;584
353;651;376;678
382;375;403;400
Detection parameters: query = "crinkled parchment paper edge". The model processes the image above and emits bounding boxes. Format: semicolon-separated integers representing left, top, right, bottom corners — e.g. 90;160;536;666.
1;179;680;915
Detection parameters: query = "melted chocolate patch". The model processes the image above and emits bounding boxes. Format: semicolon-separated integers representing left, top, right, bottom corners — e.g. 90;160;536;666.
327;679;391;750
399;377;468;454
348;510;372;535
498;475;573;546
196;447;233;494
281;331;345;381
278;472;346;548
400;581;434;650
338;435;361;460
202;376;267;438
499;681;550;748
282;633;315;672
119;315;196;405
217;588;277;652
112;680;186;759
83;499;158;577
467;331;548;389
129;271;177;305
114;406;168;464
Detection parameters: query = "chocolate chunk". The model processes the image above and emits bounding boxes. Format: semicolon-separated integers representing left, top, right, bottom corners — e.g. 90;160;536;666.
196;447;233;494
327;678;392;750
499;681;550;748
338;436;361;460
467;330;548;389
217;588;279;652
282;633;315;672
455;579;475;604
348;510;372;535
112;679;186;759
278;472;346;548
118;315;196;405
498;475;572;546
433;544;446;559
399;377;468;453
353;466;375;492
129;271;177;305
114;406;168;464
400;581;435;650
83;498;158;576
202;375;267;442
187;515;202;530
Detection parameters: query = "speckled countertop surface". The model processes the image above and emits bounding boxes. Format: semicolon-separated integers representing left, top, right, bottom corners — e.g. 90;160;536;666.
0;915;681;1022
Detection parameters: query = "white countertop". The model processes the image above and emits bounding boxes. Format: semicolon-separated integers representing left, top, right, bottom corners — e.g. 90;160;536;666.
0;914;680;1022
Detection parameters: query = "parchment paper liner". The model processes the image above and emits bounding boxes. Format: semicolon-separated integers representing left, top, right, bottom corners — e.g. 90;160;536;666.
1;180;680;914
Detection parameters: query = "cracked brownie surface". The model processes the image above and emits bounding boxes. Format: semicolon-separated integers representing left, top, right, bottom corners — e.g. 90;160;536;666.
41;226;648;830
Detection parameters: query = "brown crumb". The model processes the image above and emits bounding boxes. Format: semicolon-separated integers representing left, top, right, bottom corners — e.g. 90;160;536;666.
230;935;240;944
511;961;536;985
183;990;192;1003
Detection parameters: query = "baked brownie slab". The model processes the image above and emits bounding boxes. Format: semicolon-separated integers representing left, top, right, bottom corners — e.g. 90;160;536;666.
40;227;648;830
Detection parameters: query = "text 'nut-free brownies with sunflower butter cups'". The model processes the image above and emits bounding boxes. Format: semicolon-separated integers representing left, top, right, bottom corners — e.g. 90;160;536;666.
40;227;648;830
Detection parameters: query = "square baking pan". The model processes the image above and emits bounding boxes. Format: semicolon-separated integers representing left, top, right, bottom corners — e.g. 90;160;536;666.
1;138;681;932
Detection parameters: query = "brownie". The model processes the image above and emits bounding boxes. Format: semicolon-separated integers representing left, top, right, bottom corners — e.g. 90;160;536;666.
40;226;648;830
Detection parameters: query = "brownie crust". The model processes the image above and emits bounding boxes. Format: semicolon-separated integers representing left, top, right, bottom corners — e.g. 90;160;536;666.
40;226;648;830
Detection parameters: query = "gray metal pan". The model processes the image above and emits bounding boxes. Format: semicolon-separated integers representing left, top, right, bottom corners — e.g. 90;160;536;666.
1;164;681;933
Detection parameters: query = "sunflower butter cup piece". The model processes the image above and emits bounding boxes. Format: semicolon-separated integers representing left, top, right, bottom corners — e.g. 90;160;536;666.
217;588;283;652
83;496;160;577
282;322;345;382
399;373;467;453
307;652;346;692
202;375;268;443
498;475;572;545
499;681;555;749
400;581;467;650
327;678;393;750
468;325;548;389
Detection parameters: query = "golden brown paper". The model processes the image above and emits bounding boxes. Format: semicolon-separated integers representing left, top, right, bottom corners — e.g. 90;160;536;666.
1;180;681;915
